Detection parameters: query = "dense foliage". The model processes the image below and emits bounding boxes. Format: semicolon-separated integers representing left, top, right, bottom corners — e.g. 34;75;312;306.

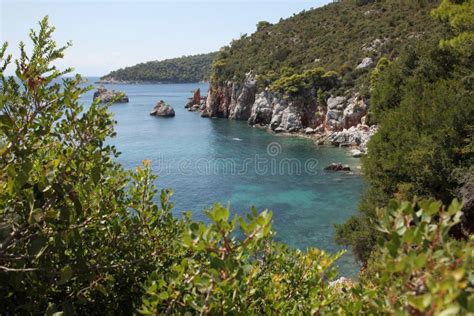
0;18;184;313
141;199;474;315
1;2;473;313
101;52;217;83
210;0;442;95
336;0;474;262
432;0;474;57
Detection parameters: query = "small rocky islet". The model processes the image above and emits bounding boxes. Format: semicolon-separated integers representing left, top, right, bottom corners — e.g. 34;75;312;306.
185;88;207;112
150;100;175;117
93;86;129;103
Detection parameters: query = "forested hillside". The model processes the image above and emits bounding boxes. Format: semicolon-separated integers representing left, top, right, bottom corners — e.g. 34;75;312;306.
336;0;474;262
101;52;216;83
199;0;474;265
211;0;443;93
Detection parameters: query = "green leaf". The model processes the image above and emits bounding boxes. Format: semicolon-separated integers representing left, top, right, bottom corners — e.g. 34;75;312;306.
96;284;108;296
91;166;101;184
438;305;460;316
29;235;47;257
158;292;169;300
58;265;73;285
414;253;427;269
213;204;229;222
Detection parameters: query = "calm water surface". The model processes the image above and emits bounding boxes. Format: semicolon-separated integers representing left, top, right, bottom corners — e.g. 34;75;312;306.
80;78;364;275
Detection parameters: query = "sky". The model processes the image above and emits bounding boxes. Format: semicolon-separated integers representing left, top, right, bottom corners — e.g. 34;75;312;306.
0;0;332;76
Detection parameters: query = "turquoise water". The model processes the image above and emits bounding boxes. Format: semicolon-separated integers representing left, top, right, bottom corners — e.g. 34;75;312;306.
79;78;364;275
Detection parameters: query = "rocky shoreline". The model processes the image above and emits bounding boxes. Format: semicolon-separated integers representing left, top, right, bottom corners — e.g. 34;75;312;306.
185;74;377;156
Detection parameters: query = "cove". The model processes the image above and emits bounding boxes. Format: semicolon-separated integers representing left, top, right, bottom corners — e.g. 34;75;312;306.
80;79;365;275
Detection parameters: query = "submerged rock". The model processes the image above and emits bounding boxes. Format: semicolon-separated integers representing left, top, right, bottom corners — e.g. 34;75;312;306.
150;100;175;117
324;163;351;172
93;86;129;103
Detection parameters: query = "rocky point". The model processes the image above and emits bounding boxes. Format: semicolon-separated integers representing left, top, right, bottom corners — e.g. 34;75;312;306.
187;72;377;155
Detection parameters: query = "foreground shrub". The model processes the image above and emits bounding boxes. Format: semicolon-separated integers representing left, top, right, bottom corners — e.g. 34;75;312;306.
347;200;474;315
138;199;474;314
0;17;183;314
140;205;342;314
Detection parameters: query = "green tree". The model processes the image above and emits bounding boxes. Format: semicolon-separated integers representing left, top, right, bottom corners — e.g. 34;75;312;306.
432;0;474;57
0;17;183;314
139;199;474;314
337;31;473;263
341;199;474;315
141;204;343;314
208;0;442;93
102;52;217;83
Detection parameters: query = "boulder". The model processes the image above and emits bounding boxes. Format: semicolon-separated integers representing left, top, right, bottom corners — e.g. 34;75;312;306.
327;96;345;110
270;100;289;130
350;149;363;158
305;127;316;134
329;277;353;288
362;38;387;52
328;124;377;153
359;125;378;153
343;96;368;128
274;127;285;133
190;104;200;112
356;57;374;69
325;94;369;131
93;86;129;103
324;163;351;171
150;100;175;117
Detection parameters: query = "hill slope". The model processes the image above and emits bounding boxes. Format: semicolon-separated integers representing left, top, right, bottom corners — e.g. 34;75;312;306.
211;0;443;91
198;0;446;131
101;52;217;83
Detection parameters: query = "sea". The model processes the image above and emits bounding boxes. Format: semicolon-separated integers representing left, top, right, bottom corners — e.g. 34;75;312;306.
79;78;364;276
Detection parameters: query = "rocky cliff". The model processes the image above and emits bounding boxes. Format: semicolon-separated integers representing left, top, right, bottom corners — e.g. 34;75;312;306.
194;73;375;154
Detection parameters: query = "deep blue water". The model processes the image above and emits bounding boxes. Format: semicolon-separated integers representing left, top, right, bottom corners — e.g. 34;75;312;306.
79;78;364;276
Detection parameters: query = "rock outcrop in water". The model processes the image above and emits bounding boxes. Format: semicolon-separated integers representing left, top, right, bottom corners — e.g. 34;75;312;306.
324;163;351;172
185;88;207;112
188;73;376;154
93;86;129;103
150;100;175;117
